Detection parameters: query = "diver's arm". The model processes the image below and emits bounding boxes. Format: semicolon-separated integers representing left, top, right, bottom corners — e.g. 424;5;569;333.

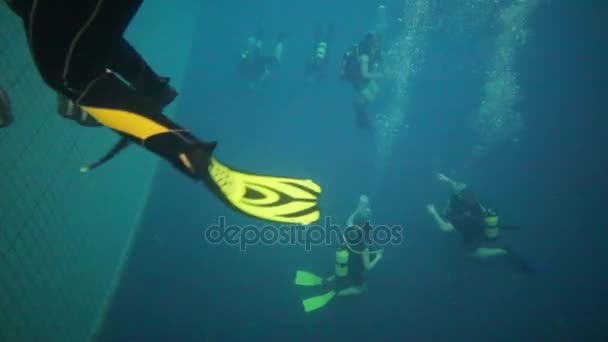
346;212;356;227
437;173;467;193
359;55;382;80
363;248;383;270
426;204;455;232
346;194;370;227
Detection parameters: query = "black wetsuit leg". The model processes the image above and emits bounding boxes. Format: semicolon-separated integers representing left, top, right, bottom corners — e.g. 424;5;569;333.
22;1;141;93
353;101;370;132
107;39;160;88
4;0;32;18
21;0;214;179
107;39;177;108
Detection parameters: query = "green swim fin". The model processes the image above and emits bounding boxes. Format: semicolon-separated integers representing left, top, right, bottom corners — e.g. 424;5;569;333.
302;290;336;313
294;270;324;286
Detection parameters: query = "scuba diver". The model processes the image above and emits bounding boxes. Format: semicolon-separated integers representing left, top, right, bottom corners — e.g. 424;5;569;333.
304;24;333;82
294;195;383;313
340;2;388;132
237;26;287;88
426;173;542;273
0;86;13;128
7;0;321;225
340;31;383;132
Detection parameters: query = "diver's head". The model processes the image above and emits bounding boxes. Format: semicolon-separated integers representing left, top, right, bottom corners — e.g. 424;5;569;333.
246;36;262;50
359;194;370;205
352;207;373;239
364;31;381;49
358;207;372;223
354;197;372;224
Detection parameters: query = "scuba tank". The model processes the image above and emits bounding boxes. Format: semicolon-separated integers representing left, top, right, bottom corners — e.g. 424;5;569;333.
315;41;327;60
483;208;500;238
335;247;349;278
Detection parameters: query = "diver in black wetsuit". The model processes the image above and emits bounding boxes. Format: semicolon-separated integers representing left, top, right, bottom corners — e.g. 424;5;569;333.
294;195;383;313
237;26;286;88
426;173;545;274
340;32;384;132
338;2;388;133
5;0;322;225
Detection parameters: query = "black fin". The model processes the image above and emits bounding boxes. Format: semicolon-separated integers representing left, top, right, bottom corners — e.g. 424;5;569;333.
81;137;132;172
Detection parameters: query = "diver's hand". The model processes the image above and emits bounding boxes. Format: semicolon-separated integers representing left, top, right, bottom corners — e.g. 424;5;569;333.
437;173;450;182
426;203;436;215
374;249;384;262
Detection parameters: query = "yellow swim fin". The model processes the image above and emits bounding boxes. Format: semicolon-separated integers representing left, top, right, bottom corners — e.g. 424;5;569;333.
295;270;324;286
204;157;321;225
80;79;321;225
302;290;336;312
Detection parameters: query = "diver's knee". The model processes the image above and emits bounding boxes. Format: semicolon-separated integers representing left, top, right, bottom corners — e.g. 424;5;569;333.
356;90;372;104
362;88;376;102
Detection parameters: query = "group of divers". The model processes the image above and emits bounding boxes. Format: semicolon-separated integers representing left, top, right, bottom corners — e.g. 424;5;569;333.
1;0;546;313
